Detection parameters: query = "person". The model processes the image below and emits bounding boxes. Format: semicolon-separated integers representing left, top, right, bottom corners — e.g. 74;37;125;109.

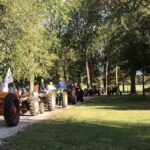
34;82;39;92
77;88;84;102
39;79;46;93
83;88;88;97
71;84;77;104
56;78;65;105
47;82;56;92
33;82;39;97
67;84;72;104
33;90;39;97
56;78;65;90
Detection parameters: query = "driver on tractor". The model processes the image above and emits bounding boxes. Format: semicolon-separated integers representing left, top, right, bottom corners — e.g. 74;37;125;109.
56;78;67;106
56;78;65;90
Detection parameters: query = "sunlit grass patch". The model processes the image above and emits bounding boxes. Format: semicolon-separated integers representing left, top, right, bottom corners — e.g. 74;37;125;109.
1;95;150;150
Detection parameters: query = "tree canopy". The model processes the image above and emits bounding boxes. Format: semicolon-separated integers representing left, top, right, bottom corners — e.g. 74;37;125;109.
0;0;149;93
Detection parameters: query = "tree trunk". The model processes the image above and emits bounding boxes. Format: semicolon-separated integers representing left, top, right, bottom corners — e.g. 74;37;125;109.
122;79;125;92
115;65;119;86
63;48;67;82
130;70;136;94
86;49;91;88
30;74;34;92
90;53;93;84
142;69;145;97
63;65;67;82
103;64;106;92
105;60;109;94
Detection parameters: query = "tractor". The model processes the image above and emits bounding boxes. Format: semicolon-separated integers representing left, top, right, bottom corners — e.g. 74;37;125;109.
0;89;67;127
56;89;68;107
38;90;56;113
20;90;57;115
0;92;20;127
0;90;40;127
19;92;40;116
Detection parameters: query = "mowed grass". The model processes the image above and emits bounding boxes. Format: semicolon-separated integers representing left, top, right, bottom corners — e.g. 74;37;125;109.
1;95;150;150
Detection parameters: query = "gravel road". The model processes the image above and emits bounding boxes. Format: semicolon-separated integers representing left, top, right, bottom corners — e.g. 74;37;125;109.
0;97;91;145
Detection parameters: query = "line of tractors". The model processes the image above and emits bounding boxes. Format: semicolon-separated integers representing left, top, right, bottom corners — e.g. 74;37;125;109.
0;90;68;127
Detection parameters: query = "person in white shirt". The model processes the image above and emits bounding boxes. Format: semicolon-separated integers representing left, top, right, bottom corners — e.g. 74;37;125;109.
47;82;56;92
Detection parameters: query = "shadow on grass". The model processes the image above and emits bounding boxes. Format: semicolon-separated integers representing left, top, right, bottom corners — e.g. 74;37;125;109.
82;95;150;110
1;118;150;150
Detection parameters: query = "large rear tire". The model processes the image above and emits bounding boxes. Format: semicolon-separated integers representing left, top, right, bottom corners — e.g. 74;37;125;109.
39;102;44;114
62;91;68;108
29;97;39;116
47;93;56;111
4;93;20;127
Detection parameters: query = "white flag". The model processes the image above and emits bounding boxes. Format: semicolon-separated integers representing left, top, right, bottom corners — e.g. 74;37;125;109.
3;68;13;92
4;68;13;84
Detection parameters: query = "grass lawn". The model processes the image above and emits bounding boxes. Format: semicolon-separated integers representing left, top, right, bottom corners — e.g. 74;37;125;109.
1;95;150;150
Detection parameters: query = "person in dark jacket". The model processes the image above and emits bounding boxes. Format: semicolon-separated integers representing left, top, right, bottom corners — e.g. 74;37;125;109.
77;88;84;102
39;79;46;93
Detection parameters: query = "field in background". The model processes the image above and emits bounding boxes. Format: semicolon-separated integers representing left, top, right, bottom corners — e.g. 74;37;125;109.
120;84;150;93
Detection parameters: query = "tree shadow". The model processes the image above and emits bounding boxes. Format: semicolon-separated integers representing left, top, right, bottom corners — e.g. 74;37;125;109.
1;118;150;150
82;95;150;110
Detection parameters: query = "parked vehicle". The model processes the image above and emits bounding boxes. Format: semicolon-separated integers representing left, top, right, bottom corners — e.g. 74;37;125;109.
144;87;150;93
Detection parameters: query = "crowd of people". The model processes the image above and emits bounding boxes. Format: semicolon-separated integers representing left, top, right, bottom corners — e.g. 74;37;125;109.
18;78;104;104
36;79;84;104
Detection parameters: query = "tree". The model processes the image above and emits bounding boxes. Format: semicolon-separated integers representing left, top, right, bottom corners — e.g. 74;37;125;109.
110;0;150;94
61;0;106;88
0;0;58;90
43;0;79;83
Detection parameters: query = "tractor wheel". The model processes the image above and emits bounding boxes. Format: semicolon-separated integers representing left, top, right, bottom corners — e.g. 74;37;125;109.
39;102;45;114
47;93;56;111
62;91;68;108
4;93;20;127
29;97;39;116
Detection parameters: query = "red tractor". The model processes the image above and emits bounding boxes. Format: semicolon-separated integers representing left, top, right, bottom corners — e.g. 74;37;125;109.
0;92;20;127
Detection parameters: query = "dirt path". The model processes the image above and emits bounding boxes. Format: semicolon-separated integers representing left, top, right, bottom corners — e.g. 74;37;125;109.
0;106;69;145
0;96;93;145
